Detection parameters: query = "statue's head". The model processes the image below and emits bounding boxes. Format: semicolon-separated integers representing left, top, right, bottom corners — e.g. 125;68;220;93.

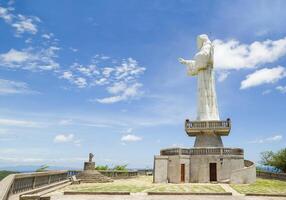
197;34;210;50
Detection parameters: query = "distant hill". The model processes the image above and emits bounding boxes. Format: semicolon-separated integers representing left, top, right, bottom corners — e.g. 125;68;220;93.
0;165;81;173
0;170;17;180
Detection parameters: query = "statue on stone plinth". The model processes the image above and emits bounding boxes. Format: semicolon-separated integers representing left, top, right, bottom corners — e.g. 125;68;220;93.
179;34;219;121
89;153;94;162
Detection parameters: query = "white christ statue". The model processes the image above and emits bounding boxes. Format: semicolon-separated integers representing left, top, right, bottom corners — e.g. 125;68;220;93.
179;34;220;121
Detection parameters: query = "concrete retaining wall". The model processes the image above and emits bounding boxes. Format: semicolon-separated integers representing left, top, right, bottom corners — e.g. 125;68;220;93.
230;160;256;184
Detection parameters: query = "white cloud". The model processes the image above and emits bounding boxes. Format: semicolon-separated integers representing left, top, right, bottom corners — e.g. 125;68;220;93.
240;66;286;89
8;82;32;94
42;33;53;39
276;85;286;94
0;6;40;36
262;89;272;95
0;79;37;95
1;49;30;63
70;47;78;52
74;77;87;88
54;134;74;143
61;57;145;103
58;119;73;125
217;71;230;82
250;135;283;144
54;133;81;147
214;37;286;70
96;82;143;104
0;118;40;127
121;134;142;142
61;71;73;80
0;47;59;71
0;7;13;23
12;14;38;35
107;82;127;94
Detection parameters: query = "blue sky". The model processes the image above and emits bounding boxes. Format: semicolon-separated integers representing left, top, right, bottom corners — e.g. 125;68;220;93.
0;0;285;169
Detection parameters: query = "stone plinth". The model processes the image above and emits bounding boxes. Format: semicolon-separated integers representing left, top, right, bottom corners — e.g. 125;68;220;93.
84;162;95;170
76;170;113;183
77;156;113;183
153;147;255;184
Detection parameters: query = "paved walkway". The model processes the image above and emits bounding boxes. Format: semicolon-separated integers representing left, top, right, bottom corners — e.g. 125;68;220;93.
50;193;286;200
219;183;244;196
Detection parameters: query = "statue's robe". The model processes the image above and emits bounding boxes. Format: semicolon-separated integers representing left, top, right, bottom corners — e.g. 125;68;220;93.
188;41;220;121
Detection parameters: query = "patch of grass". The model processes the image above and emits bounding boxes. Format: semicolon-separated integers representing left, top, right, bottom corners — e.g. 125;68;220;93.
231;178;286;194
64;176;225;193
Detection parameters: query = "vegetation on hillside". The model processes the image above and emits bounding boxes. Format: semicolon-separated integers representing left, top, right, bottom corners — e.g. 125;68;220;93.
95;165;109;170
95;164;128;171
35;164;49;172
0;170;17;180
260;148;286;173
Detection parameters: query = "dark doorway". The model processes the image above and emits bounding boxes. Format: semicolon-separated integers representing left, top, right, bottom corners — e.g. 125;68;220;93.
180;164;185;182
209;163;217;182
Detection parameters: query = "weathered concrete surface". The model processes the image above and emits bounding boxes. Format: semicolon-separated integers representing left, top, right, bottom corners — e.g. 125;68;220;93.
194;134;223;147
153;156;168;183
154;153;250;183
50;194;286;200
230;161;256;184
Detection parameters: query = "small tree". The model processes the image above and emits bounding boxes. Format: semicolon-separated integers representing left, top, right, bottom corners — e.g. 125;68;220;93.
95;165;109;170
260;148;286;173
113;164;128;171
36;164;49;172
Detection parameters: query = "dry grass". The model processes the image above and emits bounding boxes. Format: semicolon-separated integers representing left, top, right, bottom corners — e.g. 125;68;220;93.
231;178;286;194
64;176;225;193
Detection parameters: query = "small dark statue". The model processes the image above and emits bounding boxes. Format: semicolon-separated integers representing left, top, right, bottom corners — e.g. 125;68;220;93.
89;153;94;162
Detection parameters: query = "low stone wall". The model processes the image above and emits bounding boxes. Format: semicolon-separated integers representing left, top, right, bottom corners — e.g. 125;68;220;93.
68;170;138;179
0;174;16;200
230;160;256;184
0;171;68;200
257;171;286;181
98;170;138;179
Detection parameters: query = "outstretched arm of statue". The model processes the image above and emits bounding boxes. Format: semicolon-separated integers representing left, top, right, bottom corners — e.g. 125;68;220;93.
178;58;199;76
178;58;194;66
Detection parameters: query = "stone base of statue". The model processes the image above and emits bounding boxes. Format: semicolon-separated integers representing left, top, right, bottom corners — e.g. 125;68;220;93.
84;161;95;170
77;161;113;183
153;147;256;184
153;119;256;184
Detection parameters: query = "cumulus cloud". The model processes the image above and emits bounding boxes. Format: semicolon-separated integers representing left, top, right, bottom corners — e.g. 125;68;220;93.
250;135;283;144
0;79;37;95
276;85;286;94
0;47;59;71
54;134;81;147
240;66;286;89
120;128;142;143
42;33;53;39
0;6;40;36
54;134;74;143
54;134;81;146
121;134;142;142
61;57;145;103
214;37;286;70
97;82;143;104
12;14;39;35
